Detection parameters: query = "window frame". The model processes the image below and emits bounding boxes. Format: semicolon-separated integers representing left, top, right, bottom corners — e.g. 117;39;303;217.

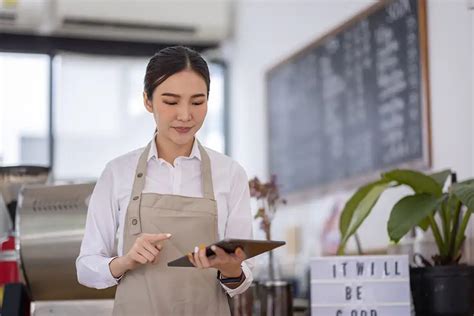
0;32;228;176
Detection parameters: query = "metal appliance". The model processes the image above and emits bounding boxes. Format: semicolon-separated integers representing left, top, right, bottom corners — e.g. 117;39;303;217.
16;183;116;300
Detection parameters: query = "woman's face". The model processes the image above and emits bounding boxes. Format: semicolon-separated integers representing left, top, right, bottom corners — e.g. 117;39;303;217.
144;69;208;146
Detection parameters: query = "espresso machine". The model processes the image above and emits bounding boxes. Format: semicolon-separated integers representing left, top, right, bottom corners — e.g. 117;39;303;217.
1;167;115;316
16;182;115;301
0;166;50;233
0;166;50;315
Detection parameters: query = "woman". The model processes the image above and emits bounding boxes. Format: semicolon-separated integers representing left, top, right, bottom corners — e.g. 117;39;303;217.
76;46;253;315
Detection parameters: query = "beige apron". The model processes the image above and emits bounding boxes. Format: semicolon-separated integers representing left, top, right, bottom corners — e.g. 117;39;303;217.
112;140;231;316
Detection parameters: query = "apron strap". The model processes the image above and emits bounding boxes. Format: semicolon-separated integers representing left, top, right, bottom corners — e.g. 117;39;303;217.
127;141;152;235
127;138;216;236
197;140;215;201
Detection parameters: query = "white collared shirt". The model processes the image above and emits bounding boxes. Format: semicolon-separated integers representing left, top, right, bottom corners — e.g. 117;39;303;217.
76;138;254;297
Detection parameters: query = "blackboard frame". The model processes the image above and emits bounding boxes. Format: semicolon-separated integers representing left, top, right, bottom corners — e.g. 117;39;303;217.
265;0;431;202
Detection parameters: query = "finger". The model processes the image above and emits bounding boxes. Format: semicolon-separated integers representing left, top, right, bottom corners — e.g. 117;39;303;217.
131;252;148;264
193;246;203;268
198;246;211;268
152;252;161;264
147;233;172;244
142;240;160;256
188;252;197;267
138;241;159;260
234;247;247;260
143;241;162;264
137;248;155;262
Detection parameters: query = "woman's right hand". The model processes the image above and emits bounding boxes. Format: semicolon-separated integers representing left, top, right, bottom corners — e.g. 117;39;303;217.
109;233;172;278
125;233;172;268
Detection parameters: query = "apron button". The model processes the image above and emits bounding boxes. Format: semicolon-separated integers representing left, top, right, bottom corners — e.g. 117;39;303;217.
132;219;138;225
133;196;139;201
137;173;143;178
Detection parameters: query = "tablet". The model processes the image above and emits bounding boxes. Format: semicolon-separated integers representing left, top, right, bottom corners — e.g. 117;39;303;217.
167;238;286;267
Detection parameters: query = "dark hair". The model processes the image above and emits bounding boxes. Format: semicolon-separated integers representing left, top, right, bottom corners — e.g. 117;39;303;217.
144;46;210;99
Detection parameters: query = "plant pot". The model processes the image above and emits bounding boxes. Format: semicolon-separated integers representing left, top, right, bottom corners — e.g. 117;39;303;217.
229;282;257;316
258;280;293;316
410;265;474;316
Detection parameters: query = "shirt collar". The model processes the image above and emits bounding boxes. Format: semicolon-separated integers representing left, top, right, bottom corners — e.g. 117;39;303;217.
147;135;201;163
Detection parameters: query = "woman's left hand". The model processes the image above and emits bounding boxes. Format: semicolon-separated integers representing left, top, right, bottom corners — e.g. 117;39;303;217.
189;245;246;278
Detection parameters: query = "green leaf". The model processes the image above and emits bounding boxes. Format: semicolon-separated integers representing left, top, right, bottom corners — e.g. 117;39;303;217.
418;217;430;230
429;169;451;188
339;179;392;236
454;210;473;258
447;194;460;215
452;179;474;210
388;193;443;243
383;169;443;197
439;196;451;249
339;181;391;251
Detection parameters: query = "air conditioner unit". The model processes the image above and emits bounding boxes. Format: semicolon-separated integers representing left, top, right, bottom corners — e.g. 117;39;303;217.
0;0;233;44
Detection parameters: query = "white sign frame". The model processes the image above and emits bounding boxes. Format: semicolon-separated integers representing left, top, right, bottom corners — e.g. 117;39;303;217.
310;255;411;316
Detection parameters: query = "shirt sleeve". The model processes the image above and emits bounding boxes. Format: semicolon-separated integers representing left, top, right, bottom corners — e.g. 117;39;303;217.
220;161;254;297
76;162;120;289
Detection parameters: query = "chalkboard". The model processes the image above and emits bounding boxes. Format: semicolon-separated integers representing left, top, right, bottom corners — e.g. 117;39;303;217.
267;0;431;197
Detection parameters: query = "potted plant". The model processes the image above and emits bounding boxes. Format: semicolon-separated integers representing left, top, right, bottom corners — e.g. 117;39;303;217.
248;176;294;315
249;175;287;280
337;169;474;316
230;176;288;316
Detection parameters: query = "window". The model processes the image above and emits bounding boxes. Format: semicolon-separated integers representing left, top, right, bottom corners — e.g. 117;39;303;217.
0;53;50;166
197;62;226;154
53;53;227;180
0;35;225;180
53;54;152;180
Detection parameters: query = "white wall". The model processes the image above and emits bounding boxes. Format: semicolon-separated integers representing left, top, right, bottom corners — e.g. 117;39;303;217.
428;0;473;179
223;0;473;289
469;5;474;264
